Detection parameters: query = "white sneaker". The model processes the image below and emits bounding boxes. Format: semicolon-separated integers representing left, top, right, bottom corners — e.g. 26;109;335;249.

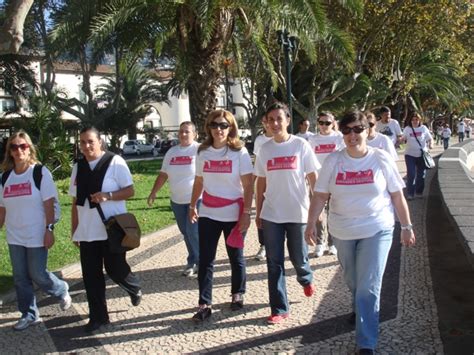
315;244;325;257
13;317;42;331
255;246;266;261
183;265;198;277
328;245;337;256
59;283;72;311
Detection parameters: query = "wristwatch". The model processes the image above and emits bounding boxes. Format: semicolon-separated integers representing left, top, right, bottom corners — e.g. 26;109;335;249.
46;223;55;232
401;224;413;231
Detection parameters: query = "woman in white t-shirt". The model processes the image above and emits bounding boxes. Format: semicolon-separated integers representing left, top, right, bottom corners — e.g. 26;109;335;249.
402;113;433;200
70;127;141;332
305;111;415;353
189;110;253;322
366;112;398;161
308;111;345;257
147;122;200;277
0;131;71;331
255;102;320;324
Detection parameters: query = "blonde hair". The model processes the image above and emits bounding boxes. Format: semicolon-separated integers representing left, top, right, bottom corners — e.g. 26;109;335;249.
198;110;243;153
1;130;39;172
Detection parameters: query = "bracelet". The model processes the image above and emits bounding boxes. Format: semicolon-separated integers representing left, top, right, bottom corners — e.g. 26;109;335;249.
401;224;413;231
243;208;251;214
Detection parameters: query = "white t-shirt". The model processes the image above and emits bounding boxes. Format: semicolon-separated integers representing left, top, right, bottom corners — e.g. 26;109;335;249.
376;119;402;145
196;146;253;222
367;133;399;160
255;135;321;223
295;131;314;141
457;121;466;133
161;142;199;204
253;134;273;156
308;131;345;167
0;165;58;247
441;128;452;138
315;147;405;240
69;154;133;242
403;125;433;157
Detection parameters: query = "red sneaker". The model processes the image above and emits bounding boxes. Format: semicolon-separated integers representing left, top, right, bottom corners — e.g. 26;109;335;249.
303;284;315;297
267;313;289;324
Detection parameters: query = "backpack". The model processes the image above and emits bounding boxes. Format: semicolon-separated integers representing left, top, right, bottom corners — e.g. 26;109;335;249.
1;164;61;223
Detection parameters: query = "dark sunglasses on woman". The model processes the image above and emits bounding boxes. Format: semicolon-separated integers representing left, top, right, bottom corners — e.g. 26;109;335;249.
209;122;230;130
318;121;332;126
341;126;366;135
10;143;30;151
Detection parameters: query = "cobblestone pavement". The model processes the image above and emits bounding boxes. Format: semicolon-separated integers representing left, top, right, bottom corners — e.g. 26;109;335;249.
0;142;472;354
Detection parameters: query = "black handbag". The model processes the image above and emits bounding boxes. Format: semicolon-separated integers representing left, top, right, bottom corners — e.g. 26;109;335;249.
411;126;435;169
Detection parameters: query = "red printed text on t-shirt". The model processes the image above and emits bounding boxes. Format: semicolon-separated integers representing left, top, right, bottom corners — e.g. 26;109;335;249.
314;144;336;154
409;132;422;137
267;156;298;171
170;156;193;165
3;182;32;198
203;160;233;173
335;170;374;185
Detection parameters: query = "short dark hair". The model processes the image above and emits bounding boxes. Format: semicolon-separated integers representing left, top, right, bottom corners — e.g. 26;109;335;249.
379;106;391;114
339;110;368;129
265;101;290;118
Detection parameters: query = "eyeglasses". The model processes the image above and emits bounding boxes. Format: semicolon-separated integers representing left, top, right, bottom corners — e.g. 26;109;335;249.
209;122;230;130
341;126;366;135
368;122;375;127
318;121;332;126
10;143;30;151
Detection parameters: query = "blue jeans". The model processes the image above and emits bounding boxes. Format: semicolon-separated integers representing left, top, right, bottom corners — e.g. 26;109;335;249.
404;154;426;197
443;137;450;150
262;220;313;315
9;244;68;320
197;217;246;305
333;229;393;350
171;200;200;267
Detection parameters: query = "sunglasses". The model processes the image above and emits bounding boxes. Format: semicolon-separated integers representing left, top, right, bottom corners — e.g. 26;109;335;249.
318;121;332;126
10;143;30;151
368;122;375;127
341;126;366;135
209;122;230;130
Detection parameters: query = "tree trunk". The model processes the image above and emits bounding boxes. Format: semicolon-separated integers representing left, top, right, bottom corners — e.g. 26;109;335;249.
0;0;34;55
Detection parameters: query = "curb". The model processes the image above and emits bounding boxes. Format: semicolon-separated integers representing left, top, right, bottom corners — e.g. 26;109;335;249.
0;223;180;308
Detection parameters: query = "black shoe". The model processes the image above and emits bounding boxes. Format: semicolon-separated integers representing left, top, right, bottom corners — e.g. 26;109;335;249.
84;319;110;333
358;349;374;355
348;312;356;325
230;293;244;311
130;290;142;306
192;306;212;322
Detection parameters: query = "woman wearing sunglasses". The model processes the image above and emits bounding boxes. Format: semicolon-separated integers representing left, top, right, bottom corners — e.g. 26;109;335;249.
0;131;71;331
305;111;415;354
365;112;399;161
308;111;345;257
189;110;253;322
255;102;320;324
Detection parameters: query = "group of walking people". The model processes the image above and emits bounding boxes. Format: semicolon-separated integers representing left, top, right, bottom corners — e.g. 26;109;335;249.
1;103;421;354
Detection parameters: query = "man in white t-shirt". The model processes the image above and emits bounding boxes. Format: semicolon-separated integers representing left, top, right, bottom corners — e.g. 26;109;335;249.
295;119;314;141
457;119;466;142
375;106;402;147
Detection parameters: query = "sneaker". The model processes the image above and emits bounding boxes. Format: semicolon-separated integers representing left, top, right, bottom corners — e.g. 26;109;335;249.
130;290;142;306
328;245;337;256
303;283;315;297
314;244;325;257
59;283;72;311
255;245;266;261
267;313;289;324
13;317;42;331
230;293;244;311
182;264;198;277
192;306;212;322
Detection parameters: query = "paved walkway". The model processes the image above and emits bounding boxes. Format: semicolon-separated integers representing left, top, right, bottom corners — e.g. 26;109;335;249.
1;141;473;354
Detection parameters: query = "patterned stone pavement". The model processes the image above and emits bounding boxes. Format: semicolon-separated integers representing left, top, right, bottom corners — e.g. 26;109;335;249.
0;142;472;354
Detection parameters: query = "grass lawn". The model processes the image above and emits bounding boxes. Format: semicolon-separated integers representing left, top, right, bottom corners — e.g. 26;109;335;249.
0;158;174;294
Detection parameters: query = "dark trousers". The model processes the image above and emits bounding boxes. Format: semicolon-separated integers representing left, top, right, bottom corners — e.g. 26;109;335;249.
197;217;246;305
80;240;141;323
257;228;265;246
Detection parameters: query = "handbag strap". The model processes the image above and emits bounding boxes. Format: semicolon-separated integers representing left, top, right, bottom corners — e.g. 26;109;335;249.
410;126;424;151
96;204;107;224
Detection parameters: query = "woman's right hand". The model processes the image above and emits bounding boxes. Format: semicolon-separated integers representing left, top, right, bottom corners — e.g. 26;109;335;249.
304;224;317;246
189;206;199;223
147;193;156;207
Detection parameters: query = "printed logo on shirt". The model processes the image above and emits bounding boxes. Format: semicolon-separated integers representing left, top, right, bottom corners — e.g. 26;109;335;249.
314;144;336;154
170;156;193;165
409;132;422;137
3;182;32;198
267;156;298;171
335;170;374;185
203;160;232;173
379;126;393;137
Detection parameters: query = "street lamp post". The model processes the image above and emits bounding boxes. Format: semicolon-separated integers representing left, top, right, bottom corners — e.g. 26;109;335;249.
277;29;297;133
